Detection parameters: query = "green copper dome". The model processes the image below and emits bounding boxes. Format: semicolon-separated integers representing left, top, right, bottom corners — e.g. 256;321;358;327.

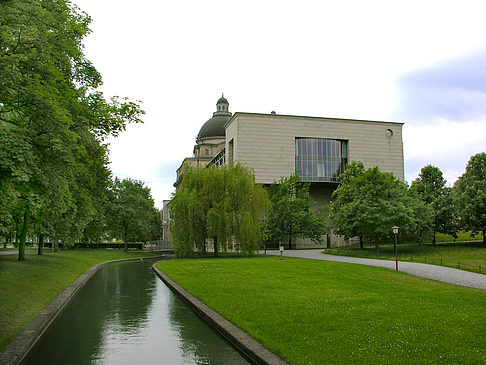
217;95;228;104
197;95;232;141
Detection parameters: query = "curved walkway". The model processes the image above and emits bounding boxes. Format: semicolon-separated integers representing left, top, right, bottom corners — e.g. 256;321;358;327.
263;249;486;291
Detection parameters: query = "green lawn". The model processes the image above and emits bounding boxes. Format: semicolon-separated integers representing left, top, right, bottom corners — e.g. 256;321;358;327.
435;232;483;243
0;249;157;351
158;256;486;364
326;241;486;273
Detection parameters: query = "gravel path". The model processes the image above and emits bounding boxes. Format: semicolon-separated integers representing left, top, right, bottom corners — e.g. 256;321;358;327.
0;249;36;256
263;249;486;290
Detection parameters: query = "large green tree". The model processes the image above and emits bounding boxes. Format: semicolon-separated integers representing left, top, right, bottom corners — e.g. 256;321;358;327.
410;165;453;244
263;174;327;249
434;187;458;239
170;165;269;257
109;178;161;251
328;162;419;254
454;152;486;245
410;165;446;204
0;0;144;259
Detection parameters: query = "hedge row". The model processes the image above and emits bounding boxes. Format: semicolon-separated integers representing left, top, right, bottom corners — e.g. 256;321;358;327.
8;242;145;249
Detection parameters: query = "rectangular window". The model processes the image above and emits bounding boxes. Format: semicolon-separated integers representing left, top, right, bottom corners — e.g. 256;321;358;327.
295;138;348;182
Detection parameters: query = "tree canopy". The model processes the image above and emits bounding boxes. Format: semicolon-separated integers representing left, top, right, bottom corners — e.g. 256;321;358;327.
263;174;326;249
410;165;446;204
0;0;144;259
108;178;162;250
328;162;419;253
454;152;486;245
169;165;269;257
410;165;454;243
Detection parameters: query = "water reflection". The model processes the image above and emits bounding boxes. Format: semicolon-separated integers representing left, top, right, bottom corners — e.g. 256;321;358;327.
22;259;249;365
168;289;249;364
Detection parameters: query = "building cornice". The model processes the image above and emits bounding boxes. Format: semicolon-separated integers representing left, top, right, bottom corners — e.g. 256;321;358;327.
224;112;404;129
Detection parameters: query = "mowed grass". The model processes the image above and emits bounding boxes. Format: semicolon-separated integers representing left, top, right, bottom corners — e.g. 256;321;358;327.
158;256;486;364
435;232;483;242
0;249;157;350
327;241;486;273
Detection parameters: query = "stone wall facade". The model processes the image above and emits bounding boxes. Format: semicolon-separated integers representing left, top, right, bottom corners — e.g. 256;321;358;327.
225;113;404;183
224;112;404;248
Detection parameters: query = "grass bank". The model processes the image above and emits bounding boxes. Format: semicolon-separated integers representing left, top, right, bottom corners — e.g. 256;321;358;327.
434;232;483;242
158;256;486;364
0;249;157;350
326;241;486;273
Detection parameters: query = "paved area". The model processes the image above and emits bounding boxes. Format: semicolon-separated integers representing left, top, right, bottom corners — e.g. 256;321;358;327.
263;249;486;291
0;249;36;256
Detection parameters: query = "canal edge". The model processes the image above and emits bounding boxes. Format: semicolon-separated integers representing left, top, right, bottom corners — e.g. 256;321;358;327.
0;255;165;365
152;262;291;365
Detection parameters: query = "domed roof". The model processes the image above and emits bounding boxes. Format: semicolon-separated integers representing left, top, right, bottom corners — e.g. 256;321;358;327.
196;95;232;141
217;95;228;104
197;114;231;140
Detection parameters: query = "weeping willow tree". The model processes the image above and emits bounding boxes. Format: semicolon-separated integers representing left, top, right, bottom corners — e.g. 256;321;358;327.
170;164;269;257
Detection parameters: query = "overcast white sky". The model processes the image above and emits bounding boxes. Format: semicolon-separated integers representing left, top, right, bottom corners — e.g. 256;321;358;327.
73;0;486;208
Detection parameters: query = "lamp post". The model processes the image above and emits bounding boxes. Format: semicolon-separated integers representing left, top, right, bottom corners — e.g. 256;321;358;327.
392;226;399;271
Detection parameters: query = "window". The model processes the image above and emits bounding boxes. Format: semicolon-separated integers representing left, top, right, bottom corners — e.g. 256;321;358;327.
228;139;234;166
295;138;348;182
205;149;209;155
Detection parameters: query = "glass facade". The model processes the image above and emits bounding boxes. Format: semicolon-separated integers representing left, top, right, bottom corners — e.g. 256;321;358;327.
295;138;348;182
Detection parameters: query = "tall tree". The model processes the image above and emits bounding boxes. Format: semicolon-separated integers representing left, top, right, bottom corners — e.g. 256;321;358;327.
410;165;451;243
264;174;327;249
170;165;269;257
410;165;446;204
454;153;486;245
328;162;418;254
109;178;161;251
0;0;144;259
434;187;458;239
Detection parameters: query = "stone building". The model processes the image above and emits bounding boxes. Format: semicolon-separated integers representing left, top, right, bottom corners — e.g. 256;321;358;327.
172;95;404;248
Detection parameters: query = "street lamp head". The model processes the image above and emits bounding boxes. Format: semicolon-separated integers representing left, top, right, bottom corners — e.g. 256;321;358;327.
392;226;399;235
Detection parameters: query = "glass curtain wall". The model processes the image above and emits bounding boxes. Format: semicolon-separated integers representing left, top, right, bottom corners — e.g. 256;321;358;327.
295;138;348;182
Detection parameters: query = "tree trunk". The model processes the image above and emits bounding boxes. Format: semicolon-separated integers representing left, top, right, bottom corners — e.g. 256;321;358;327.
359;236;363;249
124;224;128;252
38;233;44;255
14;221;20;247
288;233;292;250
375;238;379;256
433;231;436;245
54;237;59;252
18;206;30;261
213;236;218;257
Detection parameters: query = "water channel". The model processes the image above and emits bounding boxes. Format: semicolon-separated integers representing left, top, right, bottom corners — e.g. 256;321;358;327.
22;258;250;364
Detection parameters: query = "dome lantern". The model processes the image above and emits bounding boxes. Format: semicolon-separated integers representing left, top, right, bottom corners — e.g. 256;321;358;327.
216;93;229;112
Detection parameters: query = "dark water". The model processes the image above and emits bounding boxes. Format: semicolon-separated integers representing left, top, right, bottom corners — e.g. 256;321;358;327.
22;259;249;364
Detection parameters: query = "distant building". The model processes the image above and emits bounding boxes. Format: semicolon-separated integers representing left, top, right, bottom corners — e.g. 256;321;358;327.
171;95;404;248
161;199;171;243
174;95;231;188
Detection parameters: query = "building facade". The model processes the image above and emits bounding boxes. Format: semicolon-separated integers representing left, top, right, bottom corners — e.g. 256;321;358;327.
172;96;404;248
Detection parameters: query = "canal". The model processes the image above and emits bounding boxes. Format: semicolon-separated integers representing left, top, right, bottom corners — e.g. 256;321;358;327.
22;258;250;364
